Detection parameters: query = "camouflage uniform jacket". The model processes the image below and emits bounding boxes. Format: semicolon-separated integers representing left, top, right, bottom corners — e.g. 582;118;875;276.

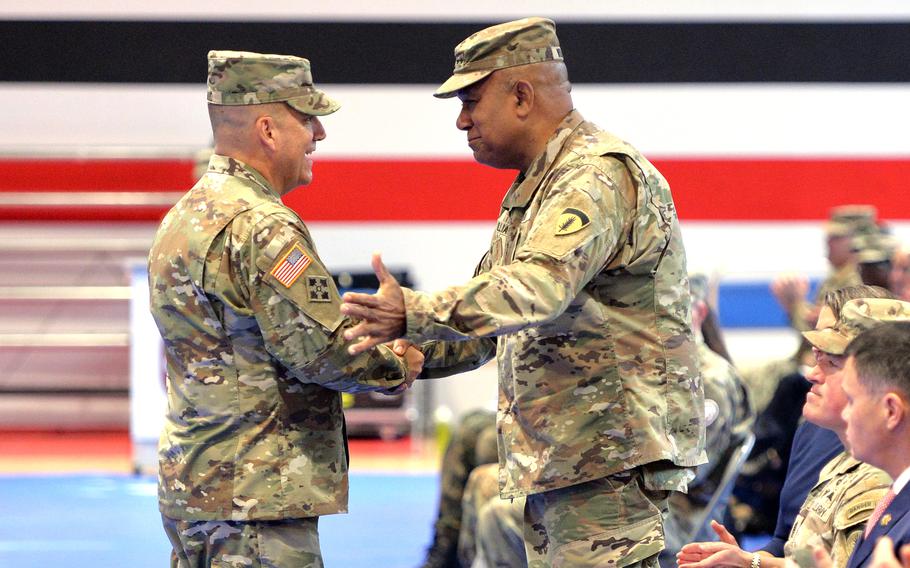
149;154;408;522
406;110;706;498
784;451;891;568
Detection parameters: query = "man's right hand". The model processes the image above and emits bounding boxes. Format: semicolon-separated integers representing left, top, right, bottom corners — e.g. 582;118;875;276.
387;339;424;394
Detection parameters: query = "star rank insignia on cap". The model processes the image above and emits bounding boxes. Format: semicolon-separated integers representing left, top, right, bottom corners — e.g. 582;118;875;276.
307;276;331;303
881;514;892;527
269;242;311;288
555;208;591;236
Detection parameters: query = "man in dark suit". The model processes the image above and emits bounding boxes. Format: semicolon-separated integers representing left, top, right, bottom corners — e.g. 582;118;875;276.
842;319;910;568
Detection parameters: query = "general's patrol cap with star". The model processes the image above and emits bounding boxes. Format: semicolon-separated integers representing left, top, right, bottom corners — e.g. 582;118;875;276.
207;50;340;116
434;17;564;98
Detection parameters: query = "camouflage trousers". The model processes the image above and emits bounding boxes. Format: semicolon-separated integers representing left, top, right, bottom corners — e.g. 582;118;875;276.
523;469;669;568
162;514;322;568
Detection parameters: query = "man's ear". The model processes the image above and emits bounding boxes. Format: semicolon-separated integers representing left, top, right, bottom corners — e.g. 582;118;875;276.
255;115;279;151
884;391;907;431
514;79;534;118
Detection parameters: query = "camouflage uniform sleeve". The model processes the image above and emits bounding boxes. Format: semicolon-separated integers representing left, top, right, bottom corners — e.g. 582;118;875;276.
404;158;630;341
417;338;497;379
830;467;892;568
236;211;409;393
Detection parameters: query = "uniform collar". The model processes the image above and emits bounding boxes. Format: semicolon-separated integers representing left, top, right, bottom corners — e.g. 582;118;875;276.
815;450;861;487
207;153;282;200
501;109;585;209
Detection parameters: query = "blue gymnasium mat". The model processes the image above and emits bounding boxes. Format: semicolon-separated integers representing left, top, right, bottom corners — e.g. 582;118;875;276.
0;473;439;567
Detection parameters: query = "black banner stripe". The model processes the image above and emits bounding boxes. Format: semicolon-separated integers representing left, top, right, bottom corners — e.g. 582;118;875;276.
2;21;909;84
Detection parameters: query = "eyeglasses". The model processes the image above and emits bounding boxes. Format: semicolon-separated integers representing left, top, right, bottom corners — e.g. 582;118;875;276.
812;347;845;371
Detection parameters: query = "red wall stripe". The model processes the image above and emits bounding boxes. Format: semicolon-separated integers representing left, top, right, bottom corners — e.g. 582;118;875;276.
0;158;907;222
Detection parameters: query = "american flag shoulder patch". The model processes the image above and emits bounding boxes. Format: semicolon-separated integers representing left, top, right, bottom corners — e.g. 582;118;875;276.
269;242;312;288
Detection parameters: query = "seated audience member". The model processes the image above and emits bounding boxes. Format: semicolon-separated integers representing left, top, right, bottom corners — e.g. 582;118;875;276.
734;207;876;534
419;409;497;568
730;282;889;536
679;296;910;568
756;287;894;558
840;319;910;568
741;207;875;420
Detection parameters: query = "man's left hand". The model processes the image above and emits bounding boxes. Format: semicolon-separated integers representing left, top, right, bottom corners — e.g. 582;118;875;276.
341;252;407;355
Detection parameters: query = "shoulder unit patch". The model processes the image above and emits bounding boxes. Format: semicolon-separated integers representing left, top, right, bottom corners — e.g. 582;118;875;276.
555;207;591;236
307;276;332;303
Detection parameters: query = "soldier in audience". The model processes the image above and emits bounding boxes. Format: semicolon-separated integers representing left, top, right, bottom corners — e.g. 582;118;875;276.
733;207;877;535
680;296;910;568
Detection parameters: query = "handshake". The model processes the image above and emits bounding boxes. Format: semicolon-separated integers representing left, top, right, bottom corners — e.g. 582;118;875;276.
386;338;424;394
340;252;421;394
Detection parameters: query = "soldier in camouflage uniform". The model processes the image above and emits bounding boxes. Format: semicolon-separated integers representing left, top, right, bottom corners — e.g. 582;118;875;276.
340;18;705;568
679;297;910;568
148;50;423;567
421;409;498;567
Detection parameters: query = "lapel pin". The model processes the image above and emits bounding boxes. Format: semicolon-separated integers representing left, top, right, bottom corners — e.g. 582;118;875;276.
881;514;892;527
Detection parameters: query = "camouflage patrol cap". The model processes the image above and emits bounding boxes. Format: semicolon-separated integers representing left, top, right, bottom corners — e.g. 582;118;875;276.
825;204;878;237
852;231;898;264
434;17;563;98
207;50;340;116
803;298;910;355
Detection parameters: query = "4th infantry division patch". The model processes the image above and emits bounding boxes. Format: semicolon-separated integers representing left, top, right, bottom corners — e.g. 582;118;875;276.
270;242;312;287
307;276;331;302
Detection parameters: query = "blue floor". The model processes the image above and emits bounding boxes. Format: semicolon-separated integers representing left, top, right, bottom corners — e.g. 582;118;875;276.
0;473;439;567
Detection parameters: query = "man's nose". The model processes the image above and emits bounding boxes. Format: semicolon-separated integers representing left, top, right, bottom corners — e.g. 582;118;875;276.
456;109;472;131
312;117;326;141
